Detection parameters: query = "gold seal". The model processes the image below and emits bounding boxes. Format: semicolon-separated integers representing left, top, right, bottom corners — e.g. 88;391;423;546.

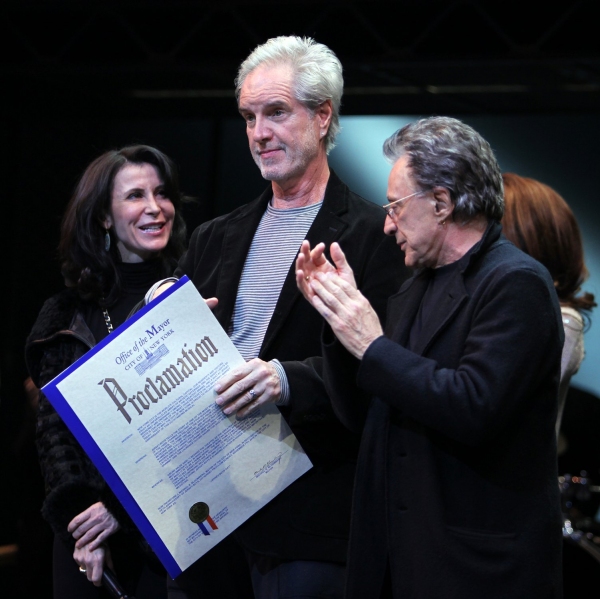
189;502;210;524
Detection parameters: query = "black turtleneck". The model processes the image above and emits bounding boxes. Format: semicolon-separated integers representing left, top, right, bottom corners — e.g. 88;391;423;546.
408;259;462;352
83;260;164;344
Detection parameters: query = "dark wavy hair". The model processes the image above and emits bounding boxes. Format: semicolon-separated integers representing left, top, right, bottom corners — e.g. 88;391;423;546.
502;172;595;315
383;116;504;223
59;145;187;306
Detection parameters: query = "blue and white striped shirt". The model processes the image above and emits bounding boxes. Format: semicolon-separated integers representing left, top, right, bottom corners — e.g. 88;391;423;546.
229;200;323;403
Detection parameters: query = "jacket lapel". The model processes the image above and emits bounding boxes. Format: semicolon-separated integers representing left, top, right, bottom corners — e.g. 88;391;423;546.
411;275;468;356
386;272;430;345
387;267;469;356
387;220;503;356
415;221;504;356
260;171;350;356
214;188;272;330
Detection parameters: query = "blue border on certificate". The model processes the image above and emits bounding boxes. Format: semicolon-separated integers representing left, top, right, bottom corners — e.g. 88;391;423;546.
42;276;192;579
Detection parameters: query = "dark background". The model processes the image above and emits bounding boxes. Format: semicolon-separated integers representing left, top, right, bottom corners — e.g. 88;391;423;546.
2;1;600;597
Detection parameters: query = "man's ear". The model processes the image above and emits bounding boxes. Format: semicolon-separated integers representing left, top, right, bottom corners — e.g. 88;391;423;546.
316;99;333;137
431;187;454;222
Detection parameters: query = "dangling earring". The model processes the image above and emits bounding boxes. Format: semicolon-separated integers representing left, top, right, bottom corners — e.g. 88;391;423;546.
105;228;111;251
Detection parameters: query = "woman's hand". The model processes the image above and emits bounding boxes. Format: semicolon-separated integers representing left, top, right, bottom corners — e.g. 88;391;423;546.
150;280;218;309
151;280;176;300
73;543;113;587
68;502;120;551
204;297;218;310
296;241;382;359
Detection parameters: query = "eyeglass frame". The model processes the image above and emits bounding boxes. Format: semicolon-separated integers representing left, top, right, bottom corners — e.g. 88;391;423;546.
382;190;428;219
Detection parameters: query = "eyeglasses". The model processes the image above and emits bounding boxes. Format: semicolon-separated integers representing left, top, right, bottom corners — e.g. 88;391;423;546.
382;190;427;219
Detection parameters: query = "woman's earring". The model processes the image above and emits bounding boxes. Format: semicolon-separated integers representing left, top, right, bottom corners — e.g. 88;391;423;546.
105;228;111;251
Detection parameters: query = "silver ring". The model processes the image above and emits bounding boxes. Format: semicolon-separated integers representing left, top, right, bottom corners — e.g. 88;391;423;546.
248;389;256;399
79;566;87;573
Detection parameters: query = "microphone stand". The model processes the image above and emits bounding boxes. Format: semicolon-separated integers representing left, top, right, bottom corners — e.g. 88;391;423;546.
102;567;134;599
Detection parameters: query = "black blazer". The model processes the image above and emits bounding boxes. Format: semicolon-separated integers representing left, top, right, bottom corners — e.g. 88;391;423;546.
176;170;409;561
325;221;565;598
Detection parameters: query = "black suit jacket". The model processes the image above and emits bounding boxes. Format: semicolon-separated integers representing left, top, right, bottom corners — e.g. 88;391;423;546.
176;170;409;561
325;221;564;597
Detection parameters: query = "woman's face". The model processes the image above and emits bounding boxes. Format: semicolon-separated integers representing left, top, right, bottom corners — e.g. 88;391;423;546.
104;162;175;263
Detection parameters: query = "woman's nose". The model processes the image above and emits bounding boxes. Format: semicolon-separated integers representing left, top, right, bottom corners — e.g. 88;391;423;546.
144;195;161;213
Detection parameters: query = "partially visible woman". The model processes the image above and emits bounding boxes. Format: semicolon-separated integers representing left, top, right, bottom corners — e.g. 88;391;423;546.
502;172;596;437
25;145;188;598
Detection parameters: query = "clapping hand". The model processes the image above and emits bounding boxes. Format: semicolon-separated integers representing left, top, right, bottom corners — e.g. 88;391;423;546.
296;241;383;359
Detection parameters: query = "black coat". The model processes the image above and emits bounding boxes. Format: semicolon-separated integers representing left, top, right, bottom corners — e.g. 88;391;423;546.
324;222;564;598
24;290;135;541
175;170;409;562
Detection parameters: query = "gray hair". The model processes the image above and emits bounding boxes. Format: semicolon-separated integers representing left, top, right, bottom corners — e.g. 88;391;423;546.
235;36;343;154
383;116;504;222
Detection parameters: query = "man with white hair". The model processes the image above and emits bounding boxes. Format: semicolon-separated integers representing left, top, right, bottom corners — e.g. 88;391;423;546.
166;36;408;599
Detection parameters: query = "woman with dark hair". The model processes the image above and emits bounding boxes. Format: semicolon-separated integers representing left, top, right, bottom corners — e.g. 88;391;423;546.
502;172;596;435
25;144;188;598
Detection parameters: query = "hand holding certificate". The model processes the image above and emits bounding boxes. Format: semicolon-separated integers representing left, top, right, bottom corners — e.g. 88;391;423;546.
42;276;312;578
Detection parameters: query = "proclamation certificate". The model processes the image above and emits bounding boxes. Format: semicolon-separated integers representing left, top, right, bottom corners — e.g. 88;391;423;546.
42;276;313;578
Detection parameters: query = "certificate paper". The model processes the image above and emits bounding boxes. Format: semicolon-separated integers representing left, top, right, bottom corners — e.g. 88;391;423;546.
42;276;313;578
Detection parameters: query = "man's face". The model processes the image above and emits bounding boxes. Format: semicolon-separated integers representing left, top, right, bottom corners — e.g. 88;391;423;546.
238;63;325;186
384;155;446;269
